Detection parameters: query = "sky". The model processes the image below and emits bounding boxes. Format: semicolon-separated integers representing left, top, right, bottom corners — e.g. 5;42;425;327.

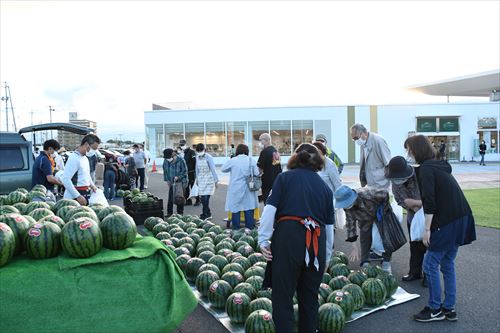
1;0;499;142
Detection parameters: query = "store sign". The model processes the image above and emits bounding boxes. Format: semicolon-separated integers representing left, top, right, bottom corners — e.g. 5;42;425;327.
478;117;497;129
440;118;459;132
416;118;437;132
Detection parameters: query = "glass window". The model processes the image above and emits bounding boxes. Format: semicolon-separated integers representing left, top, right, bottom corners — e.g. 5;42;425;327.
227;122;246;156
165;124;184;151
146;124;164;158
478;130;499;153
270;120;292;156
0;147;26;171
249;121;269;156
205;122;226;157
185;123;205;150
293;120;314;152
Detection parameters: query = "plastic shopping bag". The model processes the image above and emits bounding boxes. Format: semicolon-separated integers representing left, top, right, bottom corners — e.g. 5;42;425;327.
371;223;385;256
391;198;404;224
188;183;199;199
89;188;109;207
410;208;425;241
335;208;346;230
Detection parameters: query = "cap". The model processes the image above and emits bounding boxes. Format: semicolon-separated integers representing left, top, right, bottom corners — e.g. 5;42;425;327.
315;134;327;143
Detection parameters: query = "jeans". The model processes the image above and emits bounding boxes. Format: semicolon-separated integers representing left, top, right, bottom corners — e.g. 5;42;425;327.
480;154;485;165
136;168;145;191
103;170;116;200
200;195;211;217
232;210;255;230
423;246;458;310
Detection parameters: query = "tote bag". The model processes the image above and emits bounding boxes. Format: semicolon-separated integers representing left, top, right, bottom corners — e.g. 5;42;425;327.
246;157;262;192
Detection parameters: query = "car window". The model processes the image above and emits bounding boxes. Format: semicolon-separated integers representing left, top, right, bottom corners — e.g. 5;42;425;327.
0;146;28;172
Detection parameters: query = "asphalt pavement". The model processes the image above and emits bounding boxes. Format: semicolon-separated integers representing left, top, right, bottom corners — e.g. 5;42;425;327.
128;165;500;333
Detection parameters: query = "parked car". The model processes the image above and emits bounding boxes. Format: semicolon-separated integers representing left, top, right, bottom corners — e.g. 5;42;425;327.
0;123;94;194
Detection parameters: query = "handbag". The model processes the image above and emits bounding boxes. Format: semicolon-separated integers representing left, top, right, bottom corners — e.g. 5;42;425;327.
246;157;262;192
374;202;407;253
173;181;186;206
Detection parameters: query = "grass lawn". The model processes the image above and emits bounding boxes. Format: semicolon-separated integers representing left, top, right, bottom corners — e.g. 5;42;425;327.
463;188;500;229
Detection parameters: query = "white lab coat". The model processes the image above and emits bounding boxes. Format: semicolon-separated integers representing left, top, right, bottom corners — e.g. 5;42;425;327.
221;154;259;213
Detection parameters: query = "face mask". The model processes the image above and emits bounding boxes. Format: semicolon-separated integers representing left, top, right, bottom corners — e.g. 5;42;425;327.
391;178;407;185
196;152;205;157
86;149;95;157
181;145;187;150
166;158;173;162
177;150;182;154
406;153;415;164
355;138;366;146
258;142;264;148
51;153;56;158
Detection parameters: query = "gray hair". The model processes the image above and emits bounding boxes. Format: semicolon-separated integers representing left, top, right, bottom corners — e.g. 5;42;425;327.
259;133;271;142
350;123;368;134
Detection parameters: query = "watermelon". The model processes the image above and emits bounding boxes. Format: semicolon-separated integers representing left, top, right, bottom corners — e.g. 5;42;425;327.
12;202;27;213
28;208;55;221
233;282;257;300
27;191;46;201
208;255;229;272
144;216;164;231
348;270;368;287
23;215;37;226
66;206;96;221
208;225;223;234
96;205;124;221
152;222;170;236
222;262;245;276
248;252;266;266
185;257;206;282
0;223;15;267
32;184;47;193
246;276;264;291
0;205;20;215
174;247;191;258
198;263;221;276
215;241;233;252
227;251;243;262
217;248;233;257
237;244;255;257
328;256;344;268
319;283;333;301
327;290;355;318
175;254;192;272
208;280;233;308
329;275;350;291
155;232;171;240
215;233;230;244
173;231;188;239
0;213;30;254
253;261;267;270
244;266;266;279
52;199;80;213
192;229;206;238
245;310;275;333
361;278;387;306
57;206;77;221
25;222;61;259
329;263;351;277
323;272;332;284
195;270;219;297
39;215;65;229
61;218;103;258
239;235;256;249
318;303;346;333
226;292;251;324
362;265;383;278
257;288;272;300
376;273;398;298
248;297;272;313
221;271;245;288
333;251;348;265
7;191;29;204
342;283;365;311
179;243;195;256
116;189;125;197
198;250;215;263
100;212;137;250
178;236;196;247
70;211;99;223
15;188;29;194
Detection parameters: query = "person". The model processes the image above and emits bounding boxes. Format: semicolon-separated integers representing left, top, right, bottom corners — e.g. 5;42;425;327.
163;148;188;216
229;144;236;158
53;149;65;172
132;144;147;191
312;141;342;193
385;156;427;286
405;135;476;323
86;145;99;183
180;139;198;206
439;140;446;160
141;143;151;189
62;134;101;205
350;123;391;189
123;150;137;189
221;144;260;230
33;147;40;159
32;139;63;192
103;155;119;200
315;134;344;174
479;140;487;166
194;143;219;219
334;185;393;273
257;133;282;203
258;143;334;333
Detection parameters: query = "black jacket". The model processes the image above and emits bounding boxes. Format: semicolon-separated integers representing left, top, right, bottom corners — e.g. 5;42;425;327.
417;159;472;230
183;148;196;173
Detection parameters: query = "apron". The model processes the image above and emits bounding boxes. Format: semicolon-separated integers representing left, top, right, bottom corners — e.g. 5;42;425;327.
197;157;215;196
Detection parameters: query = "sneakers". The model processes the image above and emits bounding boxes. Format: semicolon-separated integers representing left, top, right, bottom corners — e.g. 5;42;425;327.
381;261;392;274
442;307;458;321
414;306;445;322
369;251;384;261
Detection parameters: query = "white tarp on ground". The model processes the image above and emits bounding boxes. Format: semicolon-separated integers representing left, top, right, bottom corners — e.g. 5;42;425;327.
191;285;420;332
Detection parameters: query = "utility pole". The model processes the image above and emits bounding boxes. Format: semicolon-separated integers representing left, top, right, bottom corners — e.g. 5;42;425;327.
48;106;55;138
1;82;9;132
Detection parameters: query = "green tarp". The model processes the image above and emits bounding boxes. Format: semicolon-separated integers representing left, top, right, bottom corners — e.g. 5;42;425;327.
0;236;197;333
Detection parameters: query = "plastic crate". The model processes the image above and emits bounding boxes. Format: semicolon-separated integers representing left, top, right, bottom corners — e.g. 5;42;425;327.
125;207;164;225
123;196;163;211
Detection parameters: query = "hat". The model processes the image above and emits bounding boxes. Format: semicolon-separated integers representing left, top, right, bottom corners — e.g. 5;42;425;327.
385;156;414;179
179;139;187;145
163;148;174;159
334;185;357;209
315;134;327;143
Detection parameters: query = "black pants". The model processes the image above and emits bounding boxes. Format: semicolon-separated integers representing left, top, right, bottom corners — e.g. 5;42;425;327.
407;218;427;276
135;168;145;191
200;195;211;218
167;185;184;215
271;220;326;333
359;220;392;264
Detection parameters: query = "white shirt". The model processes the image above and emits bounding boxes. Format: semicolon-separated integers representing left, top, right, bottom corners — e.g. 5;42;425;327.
54;151;65;171
62;150;95;199
143;150;151;165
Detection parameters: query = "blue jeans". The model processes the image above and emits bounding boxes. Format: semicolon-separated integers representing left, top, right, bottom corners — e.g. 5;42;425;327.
232;210;255;230
200;195;211;217
423;246;458;310
103;170;116;200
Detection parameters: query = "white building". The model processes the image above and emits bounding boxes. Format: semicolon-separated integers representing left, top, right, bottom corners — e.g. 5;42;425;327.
144;71;500;165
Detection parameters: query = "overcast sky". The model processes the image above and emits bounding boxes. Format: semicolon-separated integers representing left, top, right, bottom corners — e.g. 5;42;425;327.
1;0;499;142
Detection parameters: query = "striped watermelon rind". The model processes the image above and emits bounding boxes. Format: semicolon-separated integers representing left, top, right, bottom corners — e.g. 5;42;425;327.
100;212;137;250
248;297;273;314
342;283;365;311
195;270;219;297
318;303;346;333
226;292;251;324
0;213;30;254
326;290;355;319
0;223;15;267
244;310;275;333
348;270;368;287
361;278;387;306
221;271;245;289
207;280;233;309
233;282;257;300
185;257;206;282
25;222;62;259
61;218;103;258
329;275;350;291
376;273;398;299
329;263;351;277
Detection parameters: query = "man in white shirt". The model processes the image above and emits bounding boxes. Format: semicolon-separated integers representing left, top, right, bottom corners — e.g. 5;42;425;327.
140;144;151;189
62;134;101;206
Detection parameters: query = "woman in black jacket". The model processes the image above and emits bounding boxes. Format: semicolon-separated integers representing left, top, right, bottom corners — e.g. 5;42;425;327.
405;135;476;323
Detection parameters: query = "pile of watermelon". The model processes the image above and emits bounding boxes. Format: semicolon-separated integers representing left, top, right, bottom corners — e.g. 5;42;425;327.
0;186;138;266
145;215;400;333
